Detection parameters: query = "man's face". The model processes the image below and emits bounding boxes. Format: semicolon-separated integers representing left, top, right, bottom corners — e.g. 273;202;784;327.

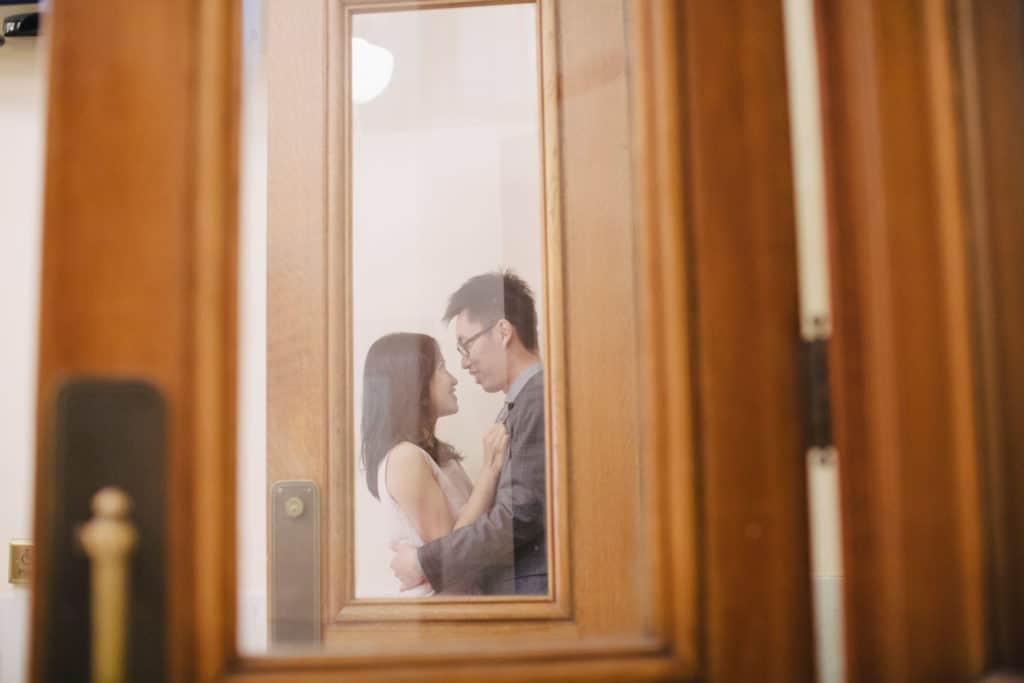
454;311;507;393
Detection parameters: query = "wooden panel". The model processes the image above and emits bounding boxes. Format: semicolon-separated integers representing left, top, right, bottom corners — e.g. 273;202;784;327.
266;0;332;628
29;1;241;683
958;0;1024;669
29;1;193;680
194;2;244;678
225;654;678;683
252;0;814;678
261;0;696;670
817;0;986;680
630;0;697;667
555;0;642;637
270;0;656;643
682;2;816;682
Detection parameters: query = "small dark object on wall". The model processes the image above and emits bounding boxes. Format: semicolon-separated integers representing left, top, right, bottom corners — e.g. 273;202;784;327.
4;11;39;37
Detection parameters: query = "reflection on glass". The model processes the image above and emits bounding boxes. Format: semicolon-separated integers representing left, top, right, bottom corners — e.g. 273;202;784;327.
351;4;546;598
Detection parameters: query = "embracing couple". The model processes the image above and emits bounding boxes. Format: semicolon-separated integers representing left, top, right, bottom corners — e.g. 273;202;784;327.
361;271;548;596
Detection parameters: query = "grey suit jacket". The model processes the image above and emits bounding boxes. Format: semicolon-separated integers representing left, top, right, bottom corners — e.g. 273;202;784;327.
417;371;548;594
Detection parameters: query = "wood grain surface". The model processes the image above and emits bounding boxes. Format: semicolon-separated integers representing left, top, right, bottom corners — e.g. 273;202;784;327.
29;1;242;682
682;2;816;681
818;0;988;680
957;0;1024;672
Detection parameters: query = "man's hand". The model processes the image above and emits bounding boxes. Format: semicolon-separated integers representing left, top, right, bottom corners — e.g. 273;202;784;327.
390;541;429;591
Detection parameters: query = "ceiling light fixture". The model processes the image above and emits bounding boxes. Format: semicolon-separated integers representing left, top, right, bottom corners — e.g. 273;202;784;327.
351;37;394;105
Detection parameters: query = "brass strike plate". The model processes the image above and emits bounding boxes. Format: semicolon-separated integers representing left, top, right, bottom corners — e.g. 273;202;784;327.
9;540;32;585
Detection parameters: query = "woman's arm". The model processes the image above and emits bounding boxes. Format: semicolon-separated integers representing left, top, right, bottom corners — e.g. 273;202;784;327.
385;426;508;543
450;424;507;530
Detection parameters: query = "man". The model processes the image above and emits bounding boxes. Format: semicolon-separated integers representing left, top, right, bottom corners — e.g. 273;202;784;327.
390;270;548;595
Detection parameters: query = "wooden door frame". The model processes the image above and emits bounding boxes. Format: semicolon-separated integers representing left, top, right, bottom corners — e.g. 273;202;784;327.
817;0;1024;681
956;0;1024;673
818;0;986;679
27;1;241;682
30;1;816;682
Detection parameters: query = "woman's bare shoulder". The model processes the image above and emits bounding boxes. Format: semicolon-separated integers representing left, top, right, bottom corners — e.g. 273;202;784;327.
384;442;434;497
386;441;429;465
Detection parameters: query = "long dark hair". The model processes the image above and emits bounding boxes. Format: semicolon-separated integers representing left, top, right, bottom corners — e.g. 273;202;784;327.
361;332;461;499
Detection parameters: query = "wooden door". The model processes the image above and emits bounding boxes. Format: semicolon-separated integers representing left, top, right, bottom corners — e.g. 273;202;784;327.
818;0;1024;681
262;0;814;679
29;1;817;682
26;1;241;681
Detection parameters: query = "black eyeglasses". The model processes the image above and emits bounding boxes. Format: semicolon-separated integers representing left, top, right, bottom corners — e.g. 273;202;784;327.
456;321;498;358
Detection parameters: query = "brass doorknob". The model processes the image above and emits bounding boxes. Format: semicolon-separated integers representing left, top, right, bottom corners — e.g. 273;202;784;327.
79;487;138;683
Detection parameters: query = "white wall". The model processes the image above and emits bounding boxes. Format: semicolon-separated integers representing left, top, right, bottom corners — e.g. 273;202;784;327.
349;5;543;598
0;9;48;681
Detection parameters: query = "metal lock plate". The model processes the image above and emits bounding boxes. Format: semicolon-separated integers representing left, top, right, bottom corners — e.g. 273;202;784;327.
270;480;320;645
39;378;168;683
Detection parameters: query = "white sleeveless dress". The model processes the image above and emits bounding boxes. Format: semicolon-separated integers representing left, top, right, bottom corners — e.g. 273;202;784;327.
377;444;473;596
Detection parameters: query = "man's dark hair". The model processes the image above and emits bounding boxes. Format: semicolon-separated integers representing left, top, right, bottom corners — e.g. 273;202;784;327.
443;270;539;353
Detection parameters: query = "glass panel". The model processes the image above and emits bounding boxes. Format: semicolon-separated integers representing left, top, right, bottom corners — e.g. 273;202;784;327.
350;4;545;599
242;0;649;658
0;4;48;680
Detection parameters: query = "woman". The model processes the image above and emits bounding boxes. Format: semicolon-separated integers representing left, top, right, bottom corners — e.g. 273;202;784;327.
361;332;508;596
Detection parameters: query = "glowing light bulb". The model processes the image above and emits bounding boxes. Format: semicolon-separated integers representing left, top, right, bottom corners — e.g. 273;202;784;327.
352;37;394;104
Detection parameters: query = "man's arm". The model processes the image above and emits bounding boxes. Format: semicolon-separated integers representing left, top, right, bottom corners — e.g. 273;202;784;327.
417;381;546;592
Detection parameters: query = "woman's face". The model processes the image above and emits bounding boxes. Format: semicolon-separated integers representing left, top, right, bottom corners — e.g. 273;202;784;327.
429;358;459;417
